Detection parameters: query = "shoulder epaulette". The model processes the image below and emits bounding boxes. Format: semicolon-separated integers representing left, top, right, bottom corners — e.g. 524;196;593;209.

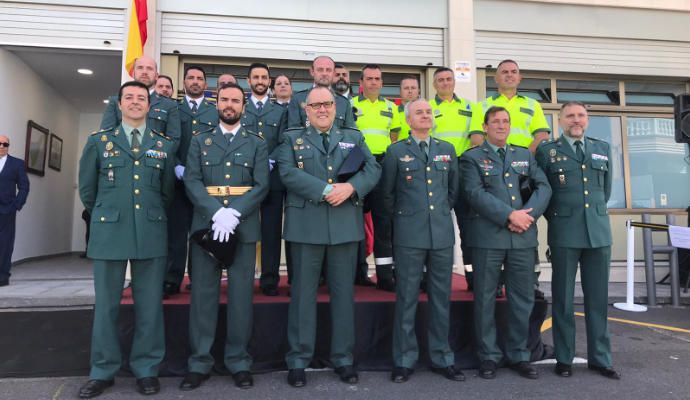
510;144;529;149
247;131;265;141
465;145;484;153
587;136;604;142
90;127;113;136
151;129;173;141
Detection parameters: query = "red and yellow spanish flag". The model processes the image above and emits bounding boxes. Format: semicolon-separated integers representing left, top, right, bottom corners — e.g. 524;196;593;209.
124;0;148;76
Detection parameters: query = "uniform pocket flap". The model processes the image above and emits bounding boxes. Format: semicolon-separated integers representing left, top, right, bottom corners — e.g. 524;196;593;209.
92;207;120;223
233;155;254;168
144;157;164;169
103;158;125;168
591;159;609;171
547;206;572;217
202;156;222;166
151;108;169;122
147;207;168;222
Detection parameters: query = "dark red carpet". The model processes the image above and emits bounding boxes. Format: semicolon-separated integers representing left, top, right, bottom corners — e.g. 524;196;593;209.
121;273;478;305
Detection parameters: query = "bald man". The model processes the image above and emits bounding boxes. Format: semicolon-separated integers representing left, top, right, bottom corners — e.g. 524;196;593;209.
100;56;181;142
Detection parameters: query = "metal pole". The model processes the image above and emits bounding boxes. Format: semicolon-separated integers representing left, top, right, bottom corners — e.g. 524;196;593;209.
641;214;656;306
614;220;647;312
666;214;681;307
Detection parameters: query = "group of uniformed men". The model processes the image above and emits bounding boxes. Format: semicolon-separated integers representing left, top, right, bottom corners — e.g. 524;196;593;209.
76;54;619;398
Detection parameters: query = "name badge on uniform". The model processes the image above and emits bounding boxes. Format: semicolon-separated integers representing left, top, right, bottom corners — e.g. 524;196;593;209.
338;142;354;150
510;161;529;168
592;153;609;161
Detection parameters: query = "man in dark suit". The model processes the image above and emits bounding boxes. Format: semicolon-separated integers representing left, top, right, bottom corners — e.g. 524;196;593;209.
0;134;29;287
278;87;380;387
240;63;287;296
535;101;619;379
460;106;551;380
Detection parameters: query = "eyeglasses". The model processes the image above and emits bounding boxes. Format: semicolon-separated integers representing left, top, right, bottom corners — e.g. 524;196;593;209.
0;142;9;148
306;101;335;110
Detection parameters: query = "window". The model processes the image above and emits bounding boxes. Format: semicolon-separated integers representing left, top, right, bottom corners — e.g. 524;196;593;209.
482;69;690;209
627;117;690;208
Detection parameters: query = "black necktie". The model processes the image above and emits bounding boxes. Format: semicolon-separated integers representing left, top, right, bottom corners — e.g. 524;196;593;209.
131;129;141;152
225;132;234;143
575;140;584;160
257;100;264;113
419;141;428;163
497;147;506;161
321;132;329;151
190;100;198;114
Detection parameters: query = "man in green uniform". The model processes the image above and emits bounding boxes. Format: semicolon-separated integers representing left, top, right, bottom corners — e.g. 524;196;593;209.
240;63;287;296
100;56;181;142
164;65;219;297
535;102;619;380
278;87;381;387
287;56;355;129
180;82;269;390
460;106;551;380
470;59;550;152
352;64;401;291
381;99;463;383
78;81;175;398
396;75;420;141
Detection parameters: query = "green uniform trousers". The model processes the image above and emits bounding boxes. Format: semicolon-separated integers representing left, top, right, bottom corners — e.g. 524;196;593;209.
473;247;534;363
90;257;165;380
551;246;612;368
187;242;256;374
286;242;357;369
392;245;455;369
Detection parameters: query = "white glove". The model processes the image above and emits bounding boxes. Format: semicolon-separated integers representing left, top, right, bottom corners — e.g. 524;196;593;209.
174;165;185;180
211;222;231;242
212;207;241;231
269;159;276;171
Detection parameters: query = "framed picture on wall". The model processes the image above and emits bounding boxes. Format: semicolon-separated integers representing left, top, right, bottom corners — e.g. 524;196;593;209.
25;120;49;176
48;133;63;172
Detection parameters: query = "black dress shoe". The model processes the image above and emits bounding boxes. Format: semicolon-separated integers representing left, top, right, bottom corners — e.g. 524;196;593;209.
179;372;209;391
261;287;279;296
185;283;192;291
163;282;180;296
334;365;358;384
376;278;396;292
391;366;413;383
79;379;114;398
287;368;306;387
0;280;8;287
355;276;376;287
232;371;253;389
136;377;160;395
479;360;497;379
588;364;621;380
510;362;539;379
430;365;465;381
555;362;572;377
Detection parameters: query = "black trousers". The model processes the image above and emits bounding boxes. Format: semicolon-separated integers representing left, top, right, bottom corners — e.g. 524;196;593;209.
260;189;285;289
165;182;193;286
0;212;16;281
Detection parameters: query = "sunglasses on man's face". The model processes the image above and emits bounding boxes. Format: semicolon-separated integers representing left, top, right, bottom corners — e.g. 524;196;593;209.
0;142;9;148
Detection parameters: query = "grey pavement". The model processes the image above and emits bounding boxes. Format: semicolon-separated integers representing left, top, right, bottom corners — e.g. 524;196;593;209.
1;255;690;399
1;305;689;399
1;253;689;308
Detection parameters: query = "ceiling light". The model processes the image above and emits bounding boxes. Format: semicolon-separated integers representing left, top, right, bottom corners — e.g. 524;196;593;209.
77;68;93;75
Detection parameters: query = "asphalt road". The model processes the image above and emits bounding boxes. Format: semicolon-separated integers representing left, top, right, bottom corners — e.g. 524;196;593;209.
2;305;689;400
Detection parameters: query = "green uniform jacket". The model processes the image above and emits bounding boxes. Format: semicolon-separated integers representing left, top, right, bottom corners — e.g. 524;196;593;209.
459;142;551;249
78;126;175;260
100;93;182;141
177;97;218;166
278;125;381;245
287;88;355;129
184;126;269;243
241;99;287;190
381;137;458;250
535;136;612;248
